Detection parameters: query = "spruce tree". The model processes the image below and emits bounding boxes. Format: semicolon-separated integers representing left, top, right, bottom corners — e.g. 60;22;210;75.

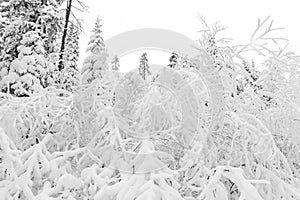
138;52;151;80
81;17;108;84
110;55;120;71
168;51;178;69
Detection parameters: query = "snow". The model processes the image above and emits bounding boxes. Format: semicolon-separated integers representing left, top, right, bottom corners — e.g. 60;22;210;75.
57;174;84;190
0;8;300;199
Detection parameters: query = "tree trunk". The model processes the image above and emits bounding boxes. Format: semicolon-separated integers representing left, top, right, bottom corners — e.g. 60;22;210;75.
58;0;72;71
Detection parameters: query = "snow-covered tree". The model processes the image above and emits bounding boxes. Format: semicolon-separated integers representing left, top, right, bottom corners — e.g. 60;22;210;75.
236;60;262;96
58;66;79;93
110;55;120;71
38;1;63;55
57;0;87;71
81;17;108;84
193;16;300;199
168;52;179;69
56;23;80;92
138;52;151;80
178;55;195;69
0;0;62;97
0;30;55;97
64;23;80;69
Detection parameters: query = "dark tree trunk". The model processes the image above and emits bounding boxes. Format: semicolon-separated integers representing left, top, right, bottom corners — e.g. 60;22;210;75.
58;0;72;71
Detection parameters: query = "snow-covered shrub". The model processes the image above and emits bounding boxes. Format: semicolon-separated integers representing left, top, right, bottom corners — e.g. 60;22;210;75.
0;16;300;200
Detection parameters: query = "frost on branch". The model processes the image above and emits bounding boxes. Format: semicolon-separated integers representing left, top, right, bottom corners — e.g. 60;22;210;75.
0;16;300;200
0;64;300;199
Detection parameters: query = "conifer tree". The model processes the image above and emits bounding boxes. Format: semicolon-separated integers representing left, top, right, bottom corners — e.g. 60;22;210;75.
138;52;151;80
1;30;55;96
56;0;87;72
0;0;62;96
110;55;120;71
168;51;178;69
57;23;80;92
81;17;108;84
64;23;80;69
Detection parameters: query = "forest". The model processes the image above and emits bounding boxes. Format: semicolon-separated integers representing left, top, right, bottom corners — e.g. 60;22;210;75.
0;0;300;199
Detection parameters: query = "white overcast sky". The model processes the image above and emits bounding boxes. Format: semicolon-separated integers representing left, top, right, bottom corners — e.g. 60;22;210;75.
78;0;300;71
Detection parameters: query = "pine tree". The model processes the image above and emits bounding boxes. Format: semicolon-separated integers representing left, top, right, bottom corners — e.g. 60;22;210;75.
81;17;108;84
138;52;151;80
168;51;178;69
0;0;62;97
110;55;120;71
